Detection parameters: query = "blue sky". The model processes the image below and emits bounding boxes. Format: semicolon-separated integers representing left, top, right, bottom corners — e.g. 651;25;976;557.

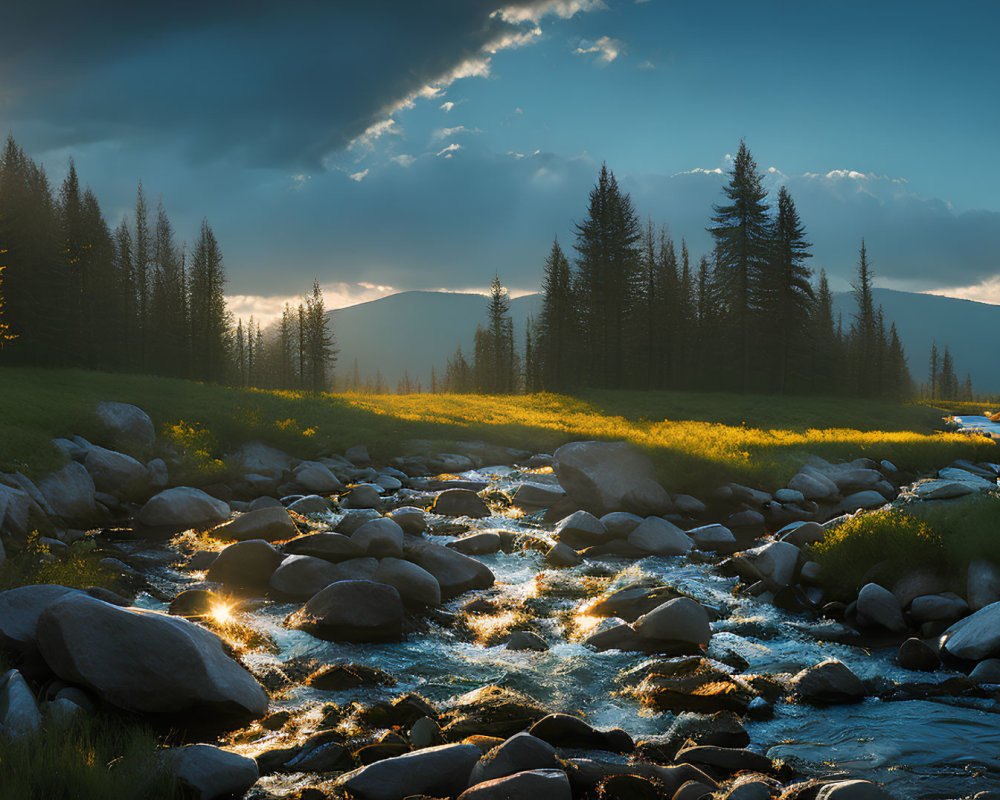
2;0;998;320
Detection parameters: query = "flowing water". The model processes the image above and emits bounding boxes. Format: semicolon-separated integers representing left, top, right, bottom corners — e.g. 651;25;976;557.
134;465;1000;799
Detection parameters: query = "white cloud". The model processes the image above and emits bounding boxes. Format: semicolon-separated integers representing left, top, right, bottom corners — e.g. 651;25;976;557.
575;35;623;64
391;154;416;167
925;277;1000;306
349;168;369;182
290;173;311;190
227;282;398;326
436;143;462;158
431;125;482;142
674;167;723;176
440;101;455;112
348;117;399;152
496;0;607;24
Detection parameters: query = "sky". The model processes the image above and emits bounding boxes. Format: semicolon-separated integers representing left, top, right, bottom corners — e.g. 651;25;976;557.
2;0;998;322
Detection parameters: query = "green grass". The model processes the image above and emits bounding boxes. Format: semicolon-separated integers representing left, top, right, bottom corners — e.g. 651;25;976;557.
0;533;124;593
0;713;180;800
0;366;995;493
810;494;1000;599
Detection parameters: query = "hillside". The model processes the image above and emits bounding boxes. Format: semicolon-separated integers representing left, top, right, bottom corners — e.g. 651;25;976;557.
331;288;1000;393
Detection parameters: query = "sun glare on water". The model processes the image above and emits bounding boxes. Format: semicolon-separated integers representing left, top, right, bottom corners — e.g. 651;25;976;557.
210;602;234;625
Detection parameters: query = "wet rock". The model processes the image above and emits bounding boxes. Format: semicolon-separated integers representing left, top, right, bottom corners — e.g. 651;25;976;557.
334;742;481;800
628;517;693;557
512;483;567;511
352;517;405;558
637;711;749;759
897;638;940;672
790;660;865;705
432;488;490;519
588;581;683;622
967;558;1000;611
440;686;548;740
83;445;150;501
856;583;906;633
165;744;259;800
410;716;445;749
285;532;364;562
286;580;404;642
373;557;442;607
673;779;716;800
37;593;267;721
460;769;571;800
910;592;968;624
270;555;367;600
600;511;644;537
208;540;284;593
546;542;584;567
969;658;1000;684
448;531;502;555
554;510;609;548
0;669;42;737
287;495;332;515
214;506;297;542
742;541;800;587
565;758;714;799
294;461;343;494
168;589;219;619
405;540;495;598
815;779;892;799
941;601;1000;660
634;660;757;715
530;713;633;753
505;631;548;651
687;524;736;552
345;484;382;509
633;598;711;649
553;441;672;516
138;487;230;534
468;732;561;785
389;506;428;534
288;741;352;771
94;401;155;454
585;623;647;653
674;745;773;776
336;508;383;534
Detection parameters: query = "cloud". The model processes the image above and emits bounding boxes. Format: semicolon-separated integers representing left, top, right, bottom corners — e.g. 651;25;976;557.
440;101;455;112
926;276;1000;306
349;169;369;182
391;154;416;168
436;143;462;158
431;126;482;142
227;281;397;326
574;35;624;64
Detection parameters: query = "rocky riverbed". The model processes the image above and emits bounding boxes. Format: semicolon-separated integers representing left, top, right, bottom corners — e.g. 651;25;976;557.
2;401;1000;799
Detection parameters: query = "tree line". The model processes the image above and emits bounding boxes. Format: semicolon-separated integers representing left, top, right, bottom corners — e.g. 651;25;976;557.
0;135;336;389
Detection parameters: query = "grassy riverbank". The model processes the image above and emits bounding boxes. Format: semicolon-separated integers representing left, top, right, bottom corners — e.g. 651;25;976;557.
0;367;995;492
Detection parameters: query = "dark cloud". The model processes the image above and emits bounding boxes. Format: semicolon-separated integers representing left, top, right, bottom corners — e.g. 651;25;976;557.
0;1;550;167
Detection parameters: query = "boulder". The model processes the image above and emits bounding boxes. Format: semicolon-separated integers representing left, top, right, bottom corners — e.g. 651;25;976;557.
553;441;672;516
37;462;98;523
967;559;1000;611
405;541;495;598
505;631;548;652
389;506;428;534
36;594;267;721
790;660;865;704
588;582;682;622
633;597;711;648
94;401;155;454
941;601;1000;660
449;532;502;555
460;769;571;800
214;507;297;542
352;517;405;558
687;524;736;552
912;480;975;500
287;495;332;515
373;557;442;607
83;445;150;500
431;488;490;519
778;521;826;548
286;580;404;642
741;541;800;587
284;532;363;562
345;484;382;509
165;744;259;800
969;658;1000;685
335;742;481;800
439;685;547;740
0;668;42;737
545;543;583;567
554;511;609;547
230;441;293;479
897;638;940;672
600;511;644;537
269;555;367;600
787;471;838;500
529;713;632;752
627;517;693;557
815;780;892;799
0;584;81;653
208;540;285;593
673;494;707;516
774;488;805;504
856;583;906;633
910;592;968;624
890;569;950;608
137;487;230;533
468;732;560;785
838;491;886;513
293;461;343;494
512;483;567;511
337;508;383;534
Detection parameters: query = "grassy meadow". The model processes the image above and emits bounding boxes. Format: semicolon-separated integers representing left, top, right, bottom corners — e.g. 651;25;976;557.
0;366;996;493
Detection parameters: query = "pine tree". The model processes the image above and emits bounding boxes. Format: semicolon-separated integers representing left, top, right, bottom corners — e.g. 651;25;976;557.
188;220;230;382
674;238;693;387
812;270;839;394
849;240;879;396
234;318;247;385
962;373;974;401
928;342;940;399
133;182;152;370
573;163;641;388
764;186;814;393
474;275;516;393
940;346;958;399
302;279;336;391
708;140;771;391
149;202;188;376
537;237;576;391
886;322;911;400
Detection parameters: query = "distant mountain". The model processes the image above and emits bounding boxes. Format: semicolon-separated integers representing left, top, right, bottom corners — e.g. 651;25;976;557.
330;288;999;393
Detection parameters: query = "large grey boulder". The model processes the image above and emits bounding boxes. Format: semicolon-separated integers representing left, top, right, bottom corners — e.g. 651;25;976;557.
229;441;293;479
352;517;405;558
37;462;98;523
627;517;693;557
856;583;906;633
405;540;495;598
36;594;268;721
787;470;838;500
553;441;671;516
790;660;865;705
941;601;1000;660
83;445;150;500
268;555;362;600
554;510;609;547
912;480;976;500
293;461;343;494
137;487;230;533
284;532;364;562
468;733;560;785
431;488;490;519
741;541;800;587
373;557;442;607
460;769;571;800
214;506;297;542
687;524;736;552
633;597;711;648
0;584;81;653
286;580;404;642
208;540;284;593
0;668;42;737
165;744;259;800
910;593;968;624
335;743;481;800
94;401;155;454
